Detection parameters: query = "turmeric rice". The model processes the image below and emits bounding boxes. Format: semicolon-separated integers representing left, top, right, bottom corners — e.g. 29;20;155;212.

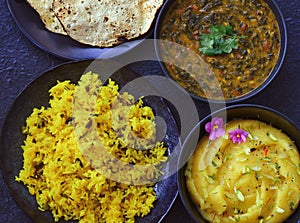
16;71;168;223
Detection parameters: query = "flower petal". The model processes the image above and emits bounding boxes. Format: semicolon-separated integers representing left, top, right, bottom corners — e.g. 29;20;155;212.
209;130;217;141
205;122;212;133
241;134;247;143
228;128;248;144
205;117;225;141
216;128;225;138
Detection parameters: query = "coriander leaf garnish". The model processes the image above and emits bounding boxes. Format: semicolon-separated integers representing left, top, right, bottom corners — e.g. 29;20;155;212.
199;24;247;56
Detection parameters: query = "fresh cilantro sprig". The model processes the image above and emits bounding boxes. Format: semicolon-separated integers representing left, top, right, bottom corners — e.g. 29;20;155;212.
199;24;248;56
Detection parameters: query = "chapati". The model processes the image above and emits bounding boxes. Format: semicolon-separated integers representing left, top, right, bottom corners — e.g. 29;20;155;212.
26;0;66;35
52;0;163;47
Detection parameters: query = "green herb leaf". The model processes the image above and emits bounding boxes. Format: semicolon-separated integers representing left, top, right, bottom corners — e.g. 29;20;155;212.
201;34;214;47
222;38;239;53
290;201;295;211
210;24;227;37
199;24;247;56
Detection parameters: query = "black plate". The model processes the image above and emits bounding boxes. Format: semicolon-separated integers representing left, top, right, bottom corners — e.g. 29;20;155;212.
6;0;154;60
0;60;179;223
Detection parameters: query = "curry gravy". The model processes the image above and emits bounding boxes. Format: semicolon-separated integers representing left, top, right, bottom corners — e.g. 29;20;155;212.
159;0;280;100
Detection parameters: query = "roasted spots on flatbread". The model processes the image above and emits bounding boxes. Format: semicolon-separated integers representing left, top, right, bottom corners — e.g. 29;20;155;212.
27;0;164;47
27;0;66;35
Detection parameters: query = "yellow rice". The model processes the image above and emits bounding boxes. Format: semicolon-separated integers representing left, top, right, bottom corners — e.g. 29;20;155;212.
16;71;168;223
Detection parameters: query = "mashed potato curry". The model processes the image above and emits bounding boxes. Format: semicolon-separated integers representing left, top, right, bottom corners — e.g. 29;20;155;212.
186;119;300;223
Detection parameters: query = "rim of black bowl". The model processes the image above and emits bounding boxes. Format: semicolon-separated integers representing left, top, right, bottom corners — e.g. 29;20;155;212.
154;0;287;104
177;104;300;223
0;59;180;223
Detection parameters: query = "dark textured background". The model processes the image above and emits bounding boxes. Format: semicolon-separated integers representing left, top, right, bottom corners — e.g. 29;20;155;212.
1;0;300;222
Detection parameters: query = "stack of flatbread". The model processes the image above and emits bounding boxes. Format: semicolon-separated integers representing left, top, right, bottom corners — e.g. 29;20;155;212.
27;0;164;47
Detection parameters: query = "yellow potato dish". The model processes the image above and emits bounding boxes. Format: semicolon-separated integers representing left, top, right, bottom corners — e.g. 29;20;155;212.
186;119;300;223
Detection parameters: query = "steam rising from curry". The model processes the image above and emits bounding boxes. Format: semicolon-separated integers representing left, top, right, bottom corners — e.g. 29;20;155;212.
159;0;281;100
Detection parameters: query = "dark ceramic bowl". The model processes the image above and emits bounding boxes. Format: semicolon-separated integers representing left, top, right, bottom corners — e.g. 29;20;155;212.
154;0;287;103
0;60;179;223
177;104;300;222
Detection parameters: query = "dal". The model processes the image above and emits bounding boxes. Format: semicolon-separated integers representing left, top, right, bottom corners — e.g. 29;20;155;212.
159;0;281;100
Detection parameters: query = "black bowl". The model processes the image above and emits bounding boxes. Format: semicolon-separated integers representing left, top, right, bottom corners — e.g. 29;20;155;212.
0;59;179;223
177;104;300;222
154;0;287;104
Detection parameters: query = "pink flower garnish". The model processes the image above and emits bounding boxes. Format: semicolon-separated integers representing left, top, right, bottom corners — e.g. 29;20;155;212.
205;117;225;141
228;128;248;144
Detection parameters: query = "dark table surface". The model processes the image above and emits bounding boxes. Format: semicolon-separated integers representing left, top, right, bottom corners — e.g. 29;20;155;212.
1;0;300;222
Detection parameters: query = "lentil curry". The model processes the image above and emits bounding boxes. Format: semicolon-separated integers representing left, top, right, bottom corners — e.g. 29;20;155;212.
159;0;281;100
